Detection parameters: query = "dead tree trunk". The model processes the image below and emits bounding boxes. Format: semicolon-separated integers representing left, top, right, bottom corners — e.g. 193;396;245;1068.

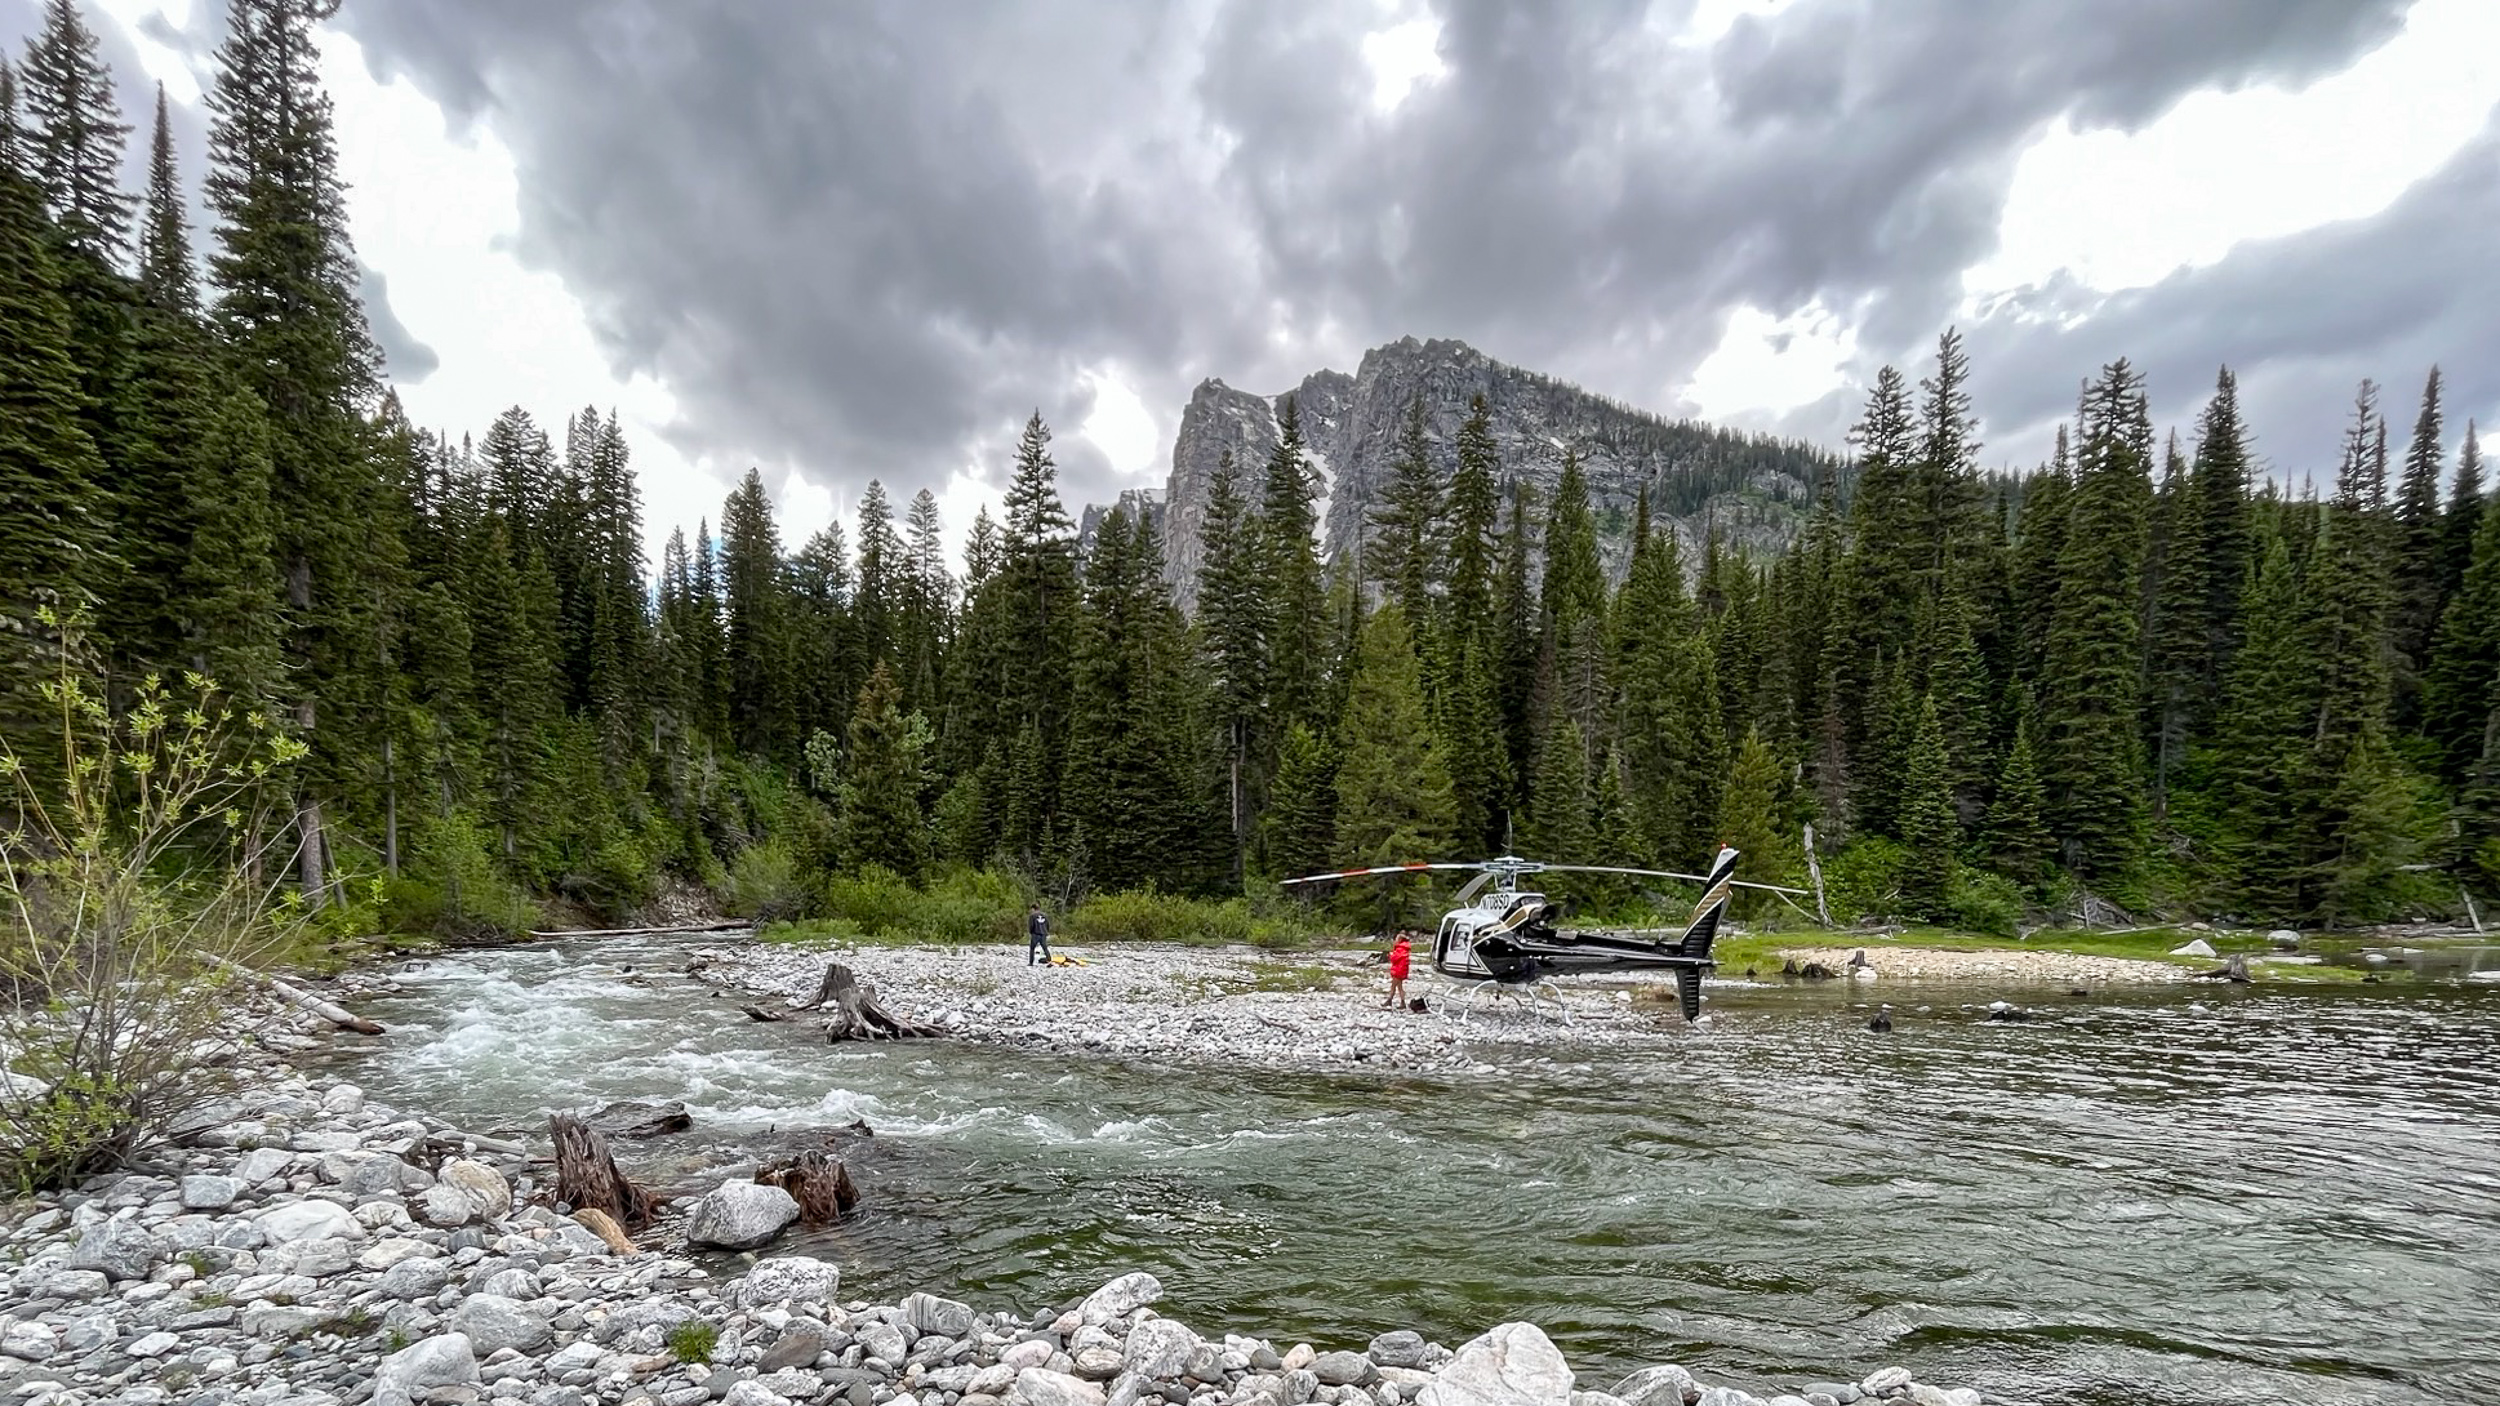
551;1114;658;1231
801;963;943;1041
755;1150;858;1223
207;955;384;1035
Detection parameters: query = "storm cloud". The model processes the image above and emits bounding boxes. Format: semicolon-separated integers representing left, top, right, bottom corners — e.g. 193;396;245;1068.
54;0;2492;513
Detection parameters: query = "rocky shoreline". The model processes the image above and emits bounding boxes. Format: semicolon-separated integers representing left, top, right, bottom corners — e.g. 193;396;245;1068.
691;942;1696;1077
0;1024;1993;1406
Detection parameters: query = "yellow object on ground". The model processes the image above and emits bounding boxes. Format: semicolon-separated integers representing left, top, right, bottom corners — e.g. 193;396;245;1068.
1048;952;1088;967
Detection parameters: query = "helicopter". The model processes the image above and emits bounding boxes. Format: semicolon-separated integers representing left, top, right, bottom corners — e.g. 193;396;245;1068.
1280;846;1804;1023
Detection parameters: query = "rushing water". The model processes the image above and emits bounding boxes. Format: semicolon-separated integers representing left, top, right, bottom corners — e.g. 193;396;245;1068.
320;935;2500;1406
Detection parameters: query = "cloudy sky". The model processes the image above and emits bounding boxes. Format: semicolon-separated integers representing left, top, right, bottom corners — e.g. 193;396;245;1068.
16;0;2499;563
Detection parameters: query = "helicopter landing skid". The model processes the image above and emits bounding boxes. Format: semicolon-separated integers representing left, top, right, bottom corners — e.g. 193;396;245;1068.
1454;978;1571;1025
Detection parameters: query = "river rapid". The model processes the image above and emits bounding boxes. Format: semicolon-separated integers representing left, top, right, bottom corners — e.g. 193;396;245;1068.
320;934;2500;1406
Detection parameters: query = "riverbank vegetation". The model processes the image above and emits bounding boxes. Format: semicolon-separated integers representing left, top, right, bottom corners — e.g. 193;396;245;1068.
2;0;2496;973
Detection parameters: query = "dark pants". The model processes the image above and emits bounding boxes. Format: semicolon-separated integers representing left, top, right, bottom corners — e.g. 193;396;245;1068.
1029;934;1052;965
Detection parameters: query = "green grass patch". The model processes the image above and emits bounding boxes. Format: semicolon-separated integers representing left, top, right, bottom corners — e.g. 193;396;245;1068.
1710;926;2414;985
668;1320;719;1365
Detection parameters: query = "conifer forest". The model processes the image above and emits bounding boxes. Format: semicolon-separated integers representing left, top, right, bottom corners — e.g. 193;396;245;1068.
4;0;2497;941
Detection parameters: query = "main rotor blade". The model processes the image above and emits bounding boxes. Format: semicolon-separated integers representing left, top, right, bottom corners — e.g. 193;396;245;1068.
1277;862;1488;887
1532;863;1810;897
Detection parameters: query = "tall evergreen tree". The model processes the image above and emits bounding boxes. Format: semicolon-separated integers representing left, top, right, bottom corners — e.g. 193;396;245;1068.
719;468;792;758
2438;423;2484;603
2040;361;2153;885
1263;720;1335;879
137;85;191;313
1985;705;2053;887
837;661;928;880
1258;397;1326;735
1713;727;1797;908
20;0;133;263
1369;395;1441;628
1197;452;1268;873
178;388;283;703
1895;695;1958;920
1523;711;1594;863
2423;490;2500;782
1330;603;1454;867
2391;367;2448;723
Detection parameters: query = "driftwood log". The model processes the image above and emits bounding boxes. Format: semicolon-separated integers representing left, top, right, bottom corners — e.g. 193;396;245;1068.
207;955;384;1035
2197;954;2253;983
551;1114;658;1231
800;963;943;1041
741;1004;785;1023
582;1099;692;1139
755;1150;858;1223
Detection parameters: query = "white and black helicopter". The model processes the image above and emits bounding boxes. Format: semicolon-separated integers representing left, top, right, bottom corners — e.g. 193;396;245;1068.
1280;846;1802;1022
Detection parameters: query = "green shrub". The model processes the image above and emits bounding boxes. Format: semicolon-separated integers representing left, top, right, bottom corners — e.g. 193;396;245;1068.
817;863;918;935
1947;866;2026;937
724;838;812;925
1068;890;1256;945
386;810;538;942
667;1320;718;1365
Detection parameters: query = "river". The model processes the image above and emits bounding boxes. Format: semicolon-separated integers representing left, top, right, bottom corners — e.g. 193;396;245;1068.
319;933;2500;1406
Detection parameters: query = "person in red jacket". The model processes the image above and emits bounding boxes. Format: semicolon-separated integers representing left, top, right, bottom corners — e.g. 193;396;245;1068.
1383;932;1413;1010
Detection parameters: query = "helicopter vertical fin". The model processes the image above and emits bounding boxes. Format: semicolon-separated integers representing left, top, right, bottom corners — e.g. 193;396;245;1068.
1675;967;1704;1021
1678;845;1740;961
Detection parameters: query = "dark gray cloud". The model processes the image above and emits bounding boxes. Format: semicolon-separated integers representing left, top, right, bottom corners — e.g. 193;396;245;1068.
52;0;2477;518
358;264;439;383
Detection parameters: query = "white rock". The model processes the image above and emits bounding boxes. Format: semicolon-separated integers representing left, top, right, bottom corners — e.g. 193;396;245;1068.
1002;1339;1055;1371
181;1176;243;1211
418;1183;484;1227
2169;939;2217;959
684;1181;800;1251
1694;1391;1765;1406
234;1147;296;1185
1017;1367;1110;1406
67;1213;164;1281
356;1237;437;1271
732;1255;842;1309
1859;1369;1912;1396
1903;1388;1953;1406
721;1382;794;1406
0;1321;57;1362
1610;1366;1696;1406
1078;1271;1164;1325
858;1321;908;1365
904;1289;976;1337
322;1082;366;1115
1416;1324;1572;1406
377;1257;452;1298
448;1292;552;1354
437;1158;513;1219
374;1331;479;1406
255;1199;364;1244
127;1331;179;1358
1126;1318;1202;1379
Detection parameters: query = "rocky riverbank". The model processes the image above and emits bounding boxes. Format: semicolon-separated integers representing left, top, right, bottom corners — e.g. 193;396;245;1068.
693;942;1695;1076
1767;947;2184;985
0;1044;1992;1406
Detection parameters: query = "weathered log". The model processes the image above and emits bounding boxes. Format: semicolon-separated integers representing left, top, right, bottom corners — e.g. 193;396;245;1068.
582;1099;692;1139
571;1207;639;1255
741;1004;786;1023
207;955;384;1035
804;963;944;1041
2197;953;2253;983
755;1149;858;1224
550;1114;658;1231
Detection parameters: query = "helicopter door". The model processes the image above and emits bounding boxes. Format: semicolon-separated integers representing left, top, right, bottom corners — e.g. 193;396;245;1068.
1436;913;1489;977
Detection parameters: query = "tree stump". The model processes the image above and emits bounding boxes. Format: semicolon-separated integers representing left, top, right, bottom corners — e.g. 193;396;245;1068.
802;963;943;1041
755;1150;858;1223
551;1114;659;1231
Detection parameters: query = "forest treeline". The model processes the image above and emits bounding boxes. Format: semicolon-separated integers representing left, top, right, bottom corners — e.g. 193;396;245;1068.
3;0;2496;941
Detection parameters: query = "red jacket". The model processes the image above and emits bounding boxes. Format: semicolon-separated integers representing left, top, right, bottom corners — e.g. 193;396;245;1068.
1388;939;1411;979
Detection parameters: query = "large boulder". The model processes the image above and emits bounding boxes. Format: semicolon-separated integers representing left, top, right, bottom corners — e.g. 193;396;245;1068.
905;1290;977;1337
448;1293;552;1355
732;1254;842;1309
66;1214;164;1282
1125;1318;1201;1380
373;1332;479;1406
256;1199;364;1244
1078;1271;1164;1325
438;1158;513;1219
2169;938;2217;959
181;1175;242;1211
319;1150;415;1198
1417;1324;1573;1406
1611;1367;1697;1406
1312;1352;1377;1387
685;1180;801;1250
1369;1331;1430;1369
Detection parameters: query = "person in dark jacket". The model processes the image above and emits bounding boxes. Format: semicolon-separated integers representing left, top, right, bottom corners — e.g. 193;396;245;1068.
1028;906;1054;967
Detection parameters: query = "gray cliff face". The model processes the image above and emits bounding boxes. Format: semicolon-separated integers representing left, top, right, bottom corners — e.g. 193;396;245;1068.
1153;336;1844;612
1077;487;1165;561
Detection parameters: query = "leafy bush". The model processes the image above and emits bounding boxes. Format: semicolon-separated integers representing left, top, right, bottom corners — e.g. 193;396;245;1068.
1068;889;1256;945
723;838;812;925
0;655;307;1192
1821;836;1907;923
817;863;918;935
386;809;538;942
1947;866;2026;937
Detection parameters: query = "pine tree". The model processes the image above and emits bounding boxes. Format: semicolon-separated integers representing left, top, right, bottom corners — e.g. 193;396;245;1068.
2143;434;2206;815
1523;712;1594;863
1263;720;1335;879
1197;451;1268;874
837;661;928;880
1847;364;1920;654
853;478;900;669
2438;423;2484;604
1493;476;1539;796
2008;429;2073;688
1327;603;1453;867
900;486;950;708
2211;535;2314;916
1985;706;2053;887
1895;695;1958;920
2039;362;2153;885
1065;509;1205;892
178;388;283;703
2391;367;2448;724
206;0;387;900
2423;490;2500;782
962;507;1002;593
1443;394;1501;637
1369;395;1440;627
1713;727;1797;907
137;86;191;315
21;0;134;263
1259;397;1326;735
0;127;108;745
720;468;793;758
